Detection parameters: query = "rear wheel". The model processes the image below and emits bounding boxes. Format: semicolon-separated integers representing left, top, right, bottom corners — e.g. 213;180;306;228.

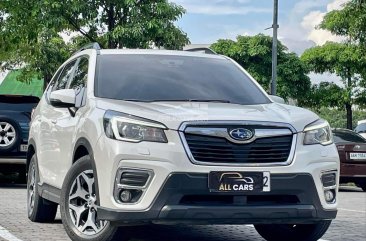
254;221;332;241
0;121;19;152
60;156;121;241
27;155;58;222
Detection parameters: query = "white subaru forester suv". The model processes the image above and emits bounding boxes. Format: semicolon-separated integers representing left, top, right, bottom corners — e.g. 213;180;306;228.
27;44;339;241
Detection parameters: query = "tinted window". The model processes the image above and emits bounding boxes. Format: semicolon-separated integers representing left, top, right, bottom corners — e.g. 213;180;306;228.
333;130;366;143
70;57;88;90
0;95;39;112
355;123;366;133
96;54;270;105
54;61;76;91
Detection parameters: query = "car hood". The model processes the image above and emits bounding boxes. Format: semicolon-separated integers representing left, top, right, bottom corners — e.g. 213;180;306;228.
96;99;319;132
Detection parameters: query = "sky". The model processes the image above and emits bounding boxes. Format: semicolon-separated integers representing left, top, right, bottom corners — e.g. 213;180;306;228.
173;0;348;55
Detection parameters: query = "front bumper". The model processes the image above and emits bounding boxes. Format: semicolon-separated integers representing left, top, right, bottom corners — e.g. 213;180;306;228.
98;173;337;225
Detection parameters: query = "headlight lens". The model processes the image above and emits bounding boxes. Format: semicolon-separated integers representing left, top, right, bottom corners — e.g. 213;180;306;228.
303;119;333;145
104;110;168;143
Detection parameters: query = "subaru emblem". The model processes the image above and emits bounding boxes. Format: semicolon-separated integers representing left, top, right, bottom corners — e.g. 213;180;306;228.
229;128;254;141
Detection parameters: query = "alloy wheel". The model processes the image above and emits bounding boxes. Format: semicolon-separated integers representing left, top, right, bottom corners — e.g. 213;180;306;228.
27;164;36;213
68;170;107;235
0;122;16;147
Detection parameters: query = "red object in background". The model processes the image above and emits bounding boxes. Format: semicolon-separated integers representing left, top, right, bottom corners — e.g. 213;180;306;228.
333;128;366;191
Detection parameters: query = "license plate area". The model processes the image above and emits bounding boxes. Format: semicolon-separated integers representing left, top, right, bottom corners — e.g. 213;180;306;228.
20;144;28;152
208;171;270;193
350;152;366;160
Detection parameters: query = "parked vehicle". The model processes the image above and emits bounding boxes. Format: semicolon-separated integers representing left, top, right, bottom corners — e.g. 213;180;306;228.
27;44;339;241
355;120;366;139
0;95;39;182
332;128;366;191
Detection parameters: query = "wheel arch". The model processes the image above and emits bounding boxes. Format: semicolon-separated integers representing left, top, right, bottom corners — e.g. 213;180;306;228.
26;138;37;173
72;137;100;202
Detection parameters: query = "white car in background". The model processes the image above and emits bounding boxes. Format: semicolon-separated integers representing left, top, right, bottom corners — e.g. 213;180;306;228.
355;120;366;139
27;44;339;241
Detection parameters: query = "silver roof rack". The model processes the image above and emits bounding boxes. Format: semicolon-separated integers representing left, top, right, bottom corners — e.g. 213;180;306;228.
73;42;101;55
184;47;217;55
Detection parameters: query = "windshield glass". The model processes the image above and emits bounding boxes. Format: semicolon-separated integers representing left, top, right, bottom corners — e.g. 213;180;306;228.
355;123;366;133
333;130;366;143
95;54;270;105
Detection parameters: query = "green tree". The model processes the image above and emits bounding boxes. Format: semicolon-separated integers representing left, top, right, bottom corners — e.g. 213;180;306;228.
0;0;189;88
303;82;345;109
211;34;311;104
301;0;366;129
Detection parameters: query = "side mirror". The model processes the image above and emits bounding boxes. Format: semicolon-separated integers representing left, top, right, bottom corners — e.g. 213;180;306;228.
269;95;285;104
50;89;76;108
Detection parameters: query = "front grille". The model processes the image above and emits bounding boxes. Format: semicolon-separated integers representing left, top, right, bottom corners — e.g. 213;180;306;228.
184;133;293;164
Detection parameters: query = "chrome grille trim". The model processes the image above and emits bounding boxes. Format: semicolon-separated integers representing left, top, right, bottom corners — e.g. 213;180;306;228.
178;121;297;167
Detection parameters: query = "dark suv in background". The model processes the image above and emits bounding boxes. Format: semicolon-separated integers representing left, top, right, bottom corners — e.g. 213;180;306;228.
0;95;39;182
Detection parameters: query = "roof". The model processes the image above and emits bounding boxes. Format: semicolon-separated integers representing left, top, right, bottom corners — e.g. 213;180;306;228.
99;49;226;59
0;71;44;97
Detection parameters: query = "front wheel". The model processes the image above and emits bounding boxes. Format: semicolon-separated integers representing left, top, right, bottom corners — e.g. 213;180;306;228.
60;156;121;241
254;221;332;241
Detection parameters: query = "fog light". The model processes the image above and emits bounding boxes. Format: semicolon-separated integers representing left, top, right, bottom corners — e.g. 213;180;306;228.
120;190;132;203
324;189;335;203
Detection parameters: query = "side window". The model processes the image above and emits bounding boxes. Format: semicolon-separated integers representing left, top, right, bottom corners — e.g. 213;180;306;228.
69;57;89;91
54;60;77;91
45;67;64;102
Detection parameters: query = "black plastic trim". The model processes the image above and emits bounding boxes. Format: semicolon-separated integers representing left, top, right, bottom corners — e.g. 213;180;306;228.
98;173;337;225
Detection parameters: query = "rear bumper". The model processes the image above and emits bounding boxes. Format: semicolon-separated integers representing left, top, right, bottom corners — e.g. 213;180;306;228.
340;162;366;183
98;173;337;225
0;157;26;164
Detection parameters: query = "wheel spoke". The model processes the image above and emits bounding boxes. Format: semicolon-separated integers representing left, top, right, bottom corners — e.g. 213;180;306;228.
69;176;89;201
3;137;9;144
4;123;11;131
69;203;88;226
80;172;94;194
7;132;15;137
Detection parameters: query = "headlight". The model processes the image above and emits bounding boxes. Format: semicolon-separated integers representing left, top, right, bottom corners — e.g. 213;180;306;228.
303;119;333;145
103;110;168;143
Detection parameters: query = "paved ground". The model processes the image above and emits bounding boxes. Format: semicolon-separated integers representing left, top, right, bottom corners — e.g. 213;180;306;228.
0;176;365;241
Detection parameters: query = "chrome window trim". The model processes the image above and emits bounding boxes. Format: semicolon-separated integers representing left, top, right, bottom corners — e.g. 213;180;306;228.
178;120;297;167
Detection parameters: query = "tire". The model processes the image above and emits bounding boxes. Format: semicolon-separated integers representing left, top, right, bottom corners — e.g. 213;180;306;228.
60;155;121;241
27;155;58;222
0;119;20;152
254;220;332;241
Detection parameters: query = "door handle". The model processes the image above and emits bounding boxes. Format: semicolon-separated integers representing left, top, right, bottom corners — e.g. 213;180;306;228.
51;120;57;124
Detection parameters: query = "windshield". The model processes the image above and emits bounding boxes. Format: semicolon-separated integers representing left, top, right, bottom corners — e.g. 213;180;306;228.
333;130;366;143
95;54;270;105
355;123;366;133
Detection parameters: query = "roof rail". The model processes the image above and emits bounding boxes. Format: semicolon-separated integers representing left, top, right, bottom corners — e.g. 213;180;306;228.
72;42;101;55
184;47;217;55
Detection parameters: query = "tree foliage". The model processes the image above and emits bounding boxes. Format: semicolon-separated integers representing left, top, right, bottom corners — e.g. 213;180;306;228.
301;0;366;129
320;0;366;46
211;34;311;103
0;0;189;88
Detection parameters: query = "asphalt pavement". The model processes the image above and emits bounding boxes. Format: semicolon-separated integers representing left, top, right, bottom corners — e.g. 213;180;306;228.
0;176;365;241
